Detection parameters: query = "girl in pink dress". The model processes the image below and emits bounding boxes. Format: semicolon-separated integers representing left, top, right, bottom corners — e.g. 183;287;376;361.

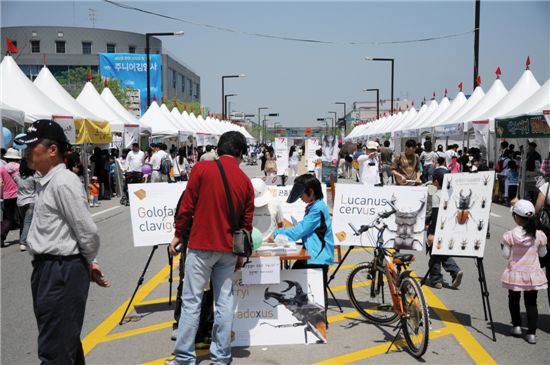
502;200;548;344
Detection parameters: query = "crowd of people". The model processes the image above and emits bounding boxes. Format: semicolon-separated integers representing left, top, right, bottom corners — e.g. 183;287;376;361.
1;120;548;364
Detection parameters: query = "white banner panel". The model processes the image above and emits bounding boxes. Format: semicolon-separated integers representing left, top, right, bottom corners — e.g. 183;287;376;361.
232;269;326;347
128;182;186;247
124;125;140;148
332;184;427;251
432;171;495;258
53;116;76;144
275;137;289;175
306;137;320;171
266;184;328;227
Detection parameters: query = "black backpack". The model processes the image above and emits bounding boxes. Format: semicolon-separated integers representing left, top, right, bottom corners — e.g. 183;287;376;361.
160;155;172;175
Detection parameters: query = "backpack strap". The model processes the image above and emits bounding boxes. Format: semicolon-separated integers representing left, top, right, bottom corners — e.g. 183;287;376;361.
215;159;239;232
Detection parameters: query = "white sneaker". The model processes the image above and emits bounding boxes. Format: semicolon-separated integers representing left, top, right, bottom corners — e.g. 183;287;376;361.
89;203;94;207
19;244;27;251
510;326;522;337
525;334;536;344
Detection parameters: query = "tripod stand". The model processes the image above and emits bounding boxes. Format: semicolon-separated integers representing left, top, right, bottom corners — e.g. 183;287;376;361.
326;245;355;312
119;244;174;325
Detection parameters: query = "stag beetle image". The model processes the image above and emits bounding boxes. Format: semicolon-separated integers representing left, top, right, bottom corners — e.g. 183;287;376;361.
384;195;426;250
262;280;327;343
453;189;483;231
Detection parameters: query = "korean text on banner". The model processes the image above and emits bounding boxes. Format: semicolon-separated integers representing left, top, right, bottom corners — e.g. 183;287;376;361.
332;184;428;251
99;53;162;116
265;184;328;226
242;257;280;285
74;120;112;145
52;116;76;144
232;269;326;347
432;171;494;258
275;137;289;175
128;182;186;247
306;138;320;171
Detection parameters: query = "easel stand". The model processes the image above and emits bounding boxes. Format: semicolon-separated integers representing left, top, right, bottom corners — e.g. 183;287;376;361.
420;256;496;342
119;245;174;325
326;245;355;312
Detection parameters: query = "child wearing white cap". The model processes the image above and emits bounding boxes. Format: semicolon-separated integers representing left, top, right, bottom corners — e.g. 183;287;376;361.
251;178;284;241
501;199;548;344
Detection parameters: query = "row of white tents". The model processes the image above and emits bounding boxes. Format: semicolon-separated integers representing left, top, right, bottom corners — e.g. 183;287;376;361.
346;66;549;145
0;55;254;147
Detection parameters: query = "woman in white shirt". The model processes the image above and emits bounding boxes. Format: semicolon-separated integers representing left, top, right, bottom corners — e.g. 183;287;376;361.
172;147;189;182
289;145;300;176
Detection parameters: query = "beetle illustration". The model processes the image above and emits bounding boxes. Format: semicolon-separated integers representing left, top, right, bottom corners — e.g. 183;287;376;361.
440;218;446;230
443;199;449;210
453;189;483;231
460;239;467;250
446;178;452;190
478;219;484;231
384;195;426;250
482;175;490;186
448;238;455;249
474;239;482;250
481;197;486;209
436;237;442;250
262;280;327;344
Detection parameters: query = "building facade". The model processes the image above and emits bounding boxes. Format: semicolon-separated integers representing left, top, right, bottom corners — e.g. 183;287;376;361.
1;26;200;103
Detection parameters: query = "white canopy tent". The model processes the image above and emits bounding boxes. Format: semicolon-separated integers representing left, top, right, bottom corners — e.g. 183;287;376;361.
171;107;197;136
433;85;485;130
182;110;211;135
101;88;151;134
77;82;128;133
0;102;25;127
402;98;442;132
0;55;72;123
397;102;429;134
34;66;105;123
497;78;550;120
160;104;193;134
140;101;178;137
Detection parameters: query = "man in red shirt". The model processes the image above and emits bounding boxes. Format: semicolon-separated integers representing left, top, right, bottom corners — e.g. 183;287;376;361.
168;131;254;365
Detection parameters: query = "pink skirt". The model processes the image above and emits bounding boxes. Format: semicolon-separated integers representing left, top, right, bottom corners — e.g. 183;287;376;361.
501;268;548;291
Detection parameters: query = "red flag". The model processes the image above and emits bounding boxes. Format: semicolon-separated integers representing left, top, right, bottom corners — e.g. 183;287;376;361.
104;78;108;87
496;67;502;78
475;75;481;86
412;100;415;107
161;96;165;104
526;56;531;69
153;95;157;102
444;88;448;96
87;68;92;81
432;92;436;98
406;103;409;109
183;105;187;111
458;82;463;91
173;100;178;107
43;53;47;66
6;37;19;53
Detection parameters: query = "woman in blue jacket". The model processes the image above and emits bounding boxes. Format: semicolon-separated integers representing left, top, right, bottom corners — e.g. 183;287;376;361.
267;174;334;269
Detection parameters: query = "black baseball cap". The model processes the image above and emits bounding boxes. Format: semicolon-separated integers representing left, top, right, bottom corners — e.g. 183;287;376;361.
15;119;70;149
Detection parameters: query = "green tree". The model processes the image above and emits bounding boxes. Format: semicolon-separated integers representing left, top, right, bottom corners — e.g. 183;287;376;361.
163;98;205;116
57;67;131;108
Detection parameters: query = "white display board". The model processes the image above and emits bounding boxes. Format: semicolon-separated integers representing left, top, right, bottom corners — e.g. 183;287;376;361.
53;116;76;144
232;269;326;347
321;135;338;163
275;137;289;175
432;171;495;258
128;182;187;247
242;257;281;285
266;184;328;227
332;184;428;251
306;137;320;171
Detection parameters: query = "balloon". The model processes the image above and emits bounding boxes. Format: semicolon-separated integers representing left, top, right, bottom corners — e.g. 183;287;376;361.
2;127;13;147
251;228;263;250
141;164;152;175
12;133;27;150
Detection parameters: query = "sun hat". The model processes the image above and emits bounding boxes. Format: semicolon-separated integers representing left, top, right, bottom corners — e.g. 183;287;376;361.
512;199;535;218
4;148;21;160
366;141;379;150
251;178;272;207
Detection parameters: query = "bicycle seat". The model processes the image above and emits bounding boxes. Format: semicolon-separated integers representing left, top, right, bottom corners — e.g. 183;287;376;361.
393;253;415;265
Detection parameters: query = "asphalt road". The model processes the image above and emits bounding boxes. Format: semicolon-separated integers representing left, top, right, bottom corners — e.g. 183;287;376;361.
2;163;549;365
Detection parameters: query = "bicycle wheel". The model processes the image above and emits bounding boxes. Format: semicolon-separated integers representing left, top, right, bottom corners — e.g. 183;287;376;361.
400;276;429;358
347;262;398;324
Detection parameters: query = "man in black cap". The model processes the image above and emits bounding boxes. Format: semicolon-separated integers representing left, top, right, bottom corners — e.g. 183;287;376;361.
16;119;110;364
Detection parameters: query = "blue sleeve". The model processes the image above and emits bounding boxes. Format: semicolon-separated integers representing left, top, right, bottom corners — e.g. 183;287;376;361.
273;206;320;241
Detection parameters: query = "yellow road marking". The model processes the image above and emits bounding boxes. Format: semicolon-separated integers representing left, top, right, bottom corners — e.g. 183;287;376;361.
328;264;356;272
82;264;172;355
140;350;209;365
138;296;177;306
422;286;497;365
103;321;174;342
312;327;451;365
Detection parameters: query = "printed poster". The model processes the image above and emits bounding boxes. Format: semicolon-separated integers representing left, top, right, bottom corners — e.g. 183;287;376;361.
232;269;326;347
306;137;320;171
53;116;76;144
275;137;289;175
432;171;495;258
124;124;140;148
321;135;338;163
332;184;428;251
128;182;186;247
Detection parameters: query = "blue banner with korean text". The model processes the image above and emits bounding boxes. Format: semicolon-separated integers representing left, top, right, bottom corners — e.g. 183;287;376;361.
99;53;162;115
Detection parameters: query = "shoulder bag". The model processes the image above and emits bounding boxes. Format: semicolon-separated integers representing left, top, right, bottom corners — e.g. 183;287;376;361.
215;159;252;258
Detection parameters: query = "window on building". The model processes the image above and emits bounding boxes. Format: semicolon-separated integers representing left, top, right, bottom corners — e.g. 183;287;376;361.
106;43;116;53
172;70;177;89
82;42;92;55
30;40;40;53
195;83;200;99
181;75;185;93
187;79;192;96
55;41;65;54
128;45;136;53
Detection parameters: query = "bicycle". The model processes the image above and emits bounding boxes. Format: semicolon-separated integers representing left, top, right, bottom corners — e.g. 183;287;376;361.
346;210;429;358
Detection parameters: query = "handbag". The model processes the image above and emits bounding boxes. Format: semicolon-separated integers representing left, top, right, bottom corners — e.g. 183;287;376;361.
215;160;252;258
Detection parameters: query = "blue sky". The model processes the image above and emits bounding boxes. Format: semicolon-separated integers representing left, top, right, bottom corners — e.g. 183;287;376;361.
2;1;548;127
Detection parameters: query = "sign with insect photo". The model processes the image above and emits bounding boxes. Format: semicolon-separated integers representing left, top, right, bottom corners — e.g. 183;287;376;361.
332;184;428;251
231;268;326;346
432;171;495;258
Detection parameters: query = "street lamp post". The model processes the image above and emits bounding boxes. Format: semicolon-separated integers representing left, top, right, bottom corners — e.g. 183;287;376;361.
146;31;184;109
316;118;329;135
334;102;347;135
328;111;337;135
363;89;380;119
221;74;245;119
224;94;237;120
258;106;268;143
365;57;394;114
